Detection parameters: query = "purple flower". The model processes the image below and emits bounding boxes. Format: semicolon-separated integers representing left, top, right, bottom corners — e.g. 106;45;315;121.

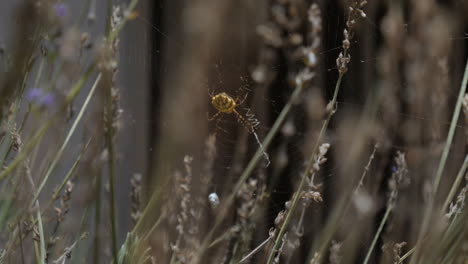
53;3;68;18
26;88;43;101
40;93;55;106
26;88;55;107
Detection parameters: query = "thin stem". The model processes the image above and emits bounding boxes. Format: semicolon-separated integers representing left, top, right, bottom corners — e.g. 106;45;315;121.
18;219;25;264
36;202;46;264
103;1;140;260
442;155;468;213
32;215;41;264
306;73;381;262
434;58;468;193
107;118;118;263
103;0;118;256
33;57;45;89
355;143;378;194
403;185;467;264
266;73;343;264
23;144;42;264
93;171;102;264
439;211;467;264
0;179;19;228
66;63;96;103
399;247;416;263
70;206;91;264
104;3;119;259
141;210;165;242
363;205;392;264
411;57;468;263
239;236;273;264
52;139;92;201
105;0;113;36
32;73;102;206
207;229;234;249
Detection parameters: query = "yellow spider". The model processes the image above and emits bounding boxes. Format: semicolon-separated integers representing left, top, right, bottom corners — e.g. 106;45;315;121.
209;91;270;166
208;92;254;131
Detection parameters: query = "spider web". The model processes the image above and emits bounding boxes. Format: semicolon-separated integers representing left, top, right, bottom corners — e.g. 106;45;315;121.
133;4;467;239
136;5;467;182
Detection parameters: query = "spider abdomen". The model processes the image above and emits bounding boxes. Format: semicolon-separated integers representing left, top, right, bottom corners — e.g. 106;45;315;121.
211;92;237;113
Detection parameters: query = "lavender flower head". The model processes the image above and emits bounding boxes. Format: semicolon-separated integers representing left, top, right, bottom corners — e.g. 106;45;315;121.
53;3;68;18
40;93;55;106
26;88;56;107
26;88;42;101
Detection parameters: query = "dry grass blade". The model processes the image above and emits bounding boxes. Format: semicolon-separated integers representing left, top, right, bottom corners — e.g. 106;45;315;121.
32;73;102;206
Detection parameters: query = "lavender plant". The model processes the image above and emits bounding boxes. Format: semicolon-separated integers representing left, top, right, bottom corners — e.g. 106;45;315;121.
0;0;467;263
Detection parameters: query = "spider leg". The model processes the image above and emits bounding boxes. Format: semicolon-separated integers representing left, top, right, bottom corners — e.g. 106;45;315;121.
208;89;215;98
215;122;229;134
233;109;253;133
208;112;228;136
208;111;222;121
234;93;249;106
